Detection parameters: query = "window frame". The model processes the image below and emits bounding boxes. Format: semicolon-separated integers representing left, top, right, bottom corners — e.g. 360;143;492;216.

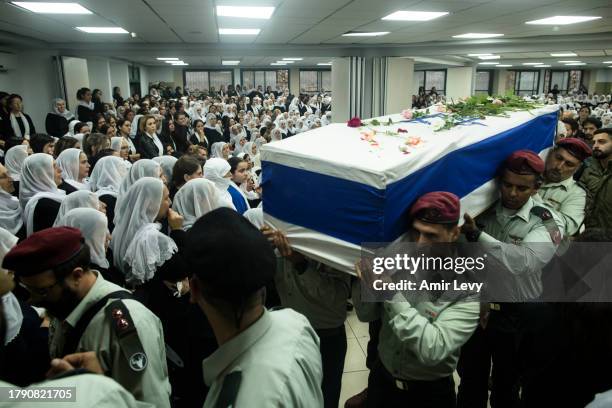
414;69;447;95
182;69;235;94
547;69;583;95
239;69;290;92
475;69;494;95
298;68;331;95
511;69;541;96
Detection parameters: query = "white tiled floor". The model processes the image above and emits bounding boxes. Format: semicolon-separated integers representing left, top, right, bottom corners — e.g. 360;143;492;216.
339;310;490;408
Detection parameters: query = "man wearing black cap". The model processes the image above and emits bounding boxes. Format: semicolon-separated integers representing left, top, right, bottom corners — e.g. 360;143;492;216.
184;208;323;407
537;138;591;237
2;227;171;408
352;191;480;408
457;150;563;408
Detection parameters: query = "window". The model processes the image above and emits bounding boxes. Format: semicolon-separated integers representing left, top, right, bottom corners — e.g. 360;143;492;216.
413;70;446;95
299;70;330;94
544;70;583;95
475;70;493;95
512;70;540;96
241;70;289;92
184;70;234;93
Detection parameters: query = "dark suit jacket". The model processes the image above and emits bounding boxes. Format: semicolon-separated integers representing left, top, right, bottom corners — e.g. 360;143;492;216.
136;133;161;159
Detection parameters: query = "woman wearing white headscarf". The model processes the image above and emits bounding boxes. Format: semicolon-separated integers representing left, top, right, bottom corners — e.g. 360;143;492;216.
0;164;23;238
89;155;127;233
271;128;283;142
153;156;178;183
57;207;124;285
0;228;20;347
172;178;227;230
52;190;103;226
203;158;236;210
117;159;162;197
4;145;28;197
210;142;230;159
45;98;75;138
111;177;183;285
20;153;65;235
204;114;223;145
55;148;90;191
110;136;132;170
67;119;79;137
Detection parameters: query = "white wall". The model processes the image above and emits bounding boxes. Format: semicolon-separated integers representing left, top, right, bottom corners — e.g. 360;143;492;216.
446;67;474;100
386;58;413;113
139;65;149;96
0;50;61;131
61;56;89;113
331;58;350;122
147;66;178;84
86;57;112;103
110;60;129;100
289;67;300;95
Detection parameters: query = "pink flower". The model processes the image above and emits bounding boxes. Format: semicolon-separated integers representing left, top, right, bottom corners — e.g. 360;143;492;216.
347;117;362;127
492;99;503;105
401;109;414;120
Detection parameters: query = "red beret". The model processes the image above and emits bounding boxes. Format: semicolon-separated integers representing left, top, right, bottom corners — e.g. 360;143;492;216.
504;150;545;175
556;137;592;161
3;227;84;277
409;191;460;224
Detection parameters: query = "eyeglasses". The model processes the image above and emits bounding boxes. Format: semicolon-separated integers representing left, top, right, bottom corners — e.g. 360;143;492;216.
18;280;61;298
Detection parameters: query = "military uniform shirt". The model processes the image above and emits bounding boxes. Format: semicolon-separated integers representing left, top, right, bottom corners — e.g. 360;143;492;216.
476;198;562;301
535;176;586;235
579;158;612;230
0;375;153;408
202;308;323;408
48;272;171;408
275;257;351;329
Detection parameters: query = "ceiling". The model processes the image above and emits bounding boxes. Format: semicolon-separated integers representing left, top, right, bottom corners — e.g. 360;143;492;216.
1;0;611;69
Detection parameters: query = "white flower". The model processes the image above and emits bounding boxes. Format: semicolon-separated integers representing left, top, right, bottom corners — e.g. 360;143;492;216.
431;117;445;131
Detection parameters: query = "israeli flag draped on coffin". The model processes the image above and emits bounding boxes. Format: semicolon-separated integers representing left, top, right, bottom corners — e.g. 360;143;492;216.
261;105;559;274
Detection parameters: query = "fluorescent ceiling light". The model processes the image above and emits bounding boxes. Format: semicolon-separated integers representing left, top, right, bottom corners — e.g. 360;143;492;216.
523;62;543;65
497;64;513;67
278;60;294;63
603;61;612;64
468;53;493;57
526;16;601;25
165;60;183;64
478;55;500;60
382;11;449;21
342;32;389;37
534;65;551;67
558;60;581;63
219;28;260;35
157;57;179;61
271;62;288;66
453;33;504;39
169;61;186;64
565;62;586;66
317;63;332;66
76;27;128;34
222;60;240;65
171;63;189;66
12;2;92;14
216;6;274;19
282;58;303;61
479;62;499;65
550;52;577;57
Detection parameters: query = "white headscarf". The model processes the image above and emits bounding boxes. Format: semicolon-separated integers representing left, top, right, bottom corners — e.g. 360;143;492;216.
153;156;178;182
4;145;28;182
203;158;235;210
172;178;227;230
211;142;227;159
50;98;74;121
53;190;100;226
0;228;21;345
58;208;109;268
0;188;22;235
117;159;161;197
110;136;123;152
67;119;80;136
243;207;264;229
89;156;127;198
111;177;177;284
56;148;88;190
19;153;63;209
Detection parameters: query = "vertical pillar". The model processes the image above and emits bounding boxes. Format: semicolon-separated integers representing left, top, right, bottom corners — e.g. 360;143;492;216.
384;57;413;114
109;61;130;99
289;67;300;95
446;66;475;101
331;57;351;122
86;57;112;103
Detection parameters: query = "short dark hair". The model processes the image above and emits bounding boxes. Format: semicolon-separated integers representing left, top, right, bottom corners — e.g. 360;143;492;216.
4;138;26;151
562;118;579;133
171;155;202;188
54;136;79;157
227;156;246;174
7;94;22;106
593;128;612;140
83;133;110;158
76;87;91;100
74;122;88;134
30;133;55;153
579;106;591;114
583;116;602;129
52;245;91;280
